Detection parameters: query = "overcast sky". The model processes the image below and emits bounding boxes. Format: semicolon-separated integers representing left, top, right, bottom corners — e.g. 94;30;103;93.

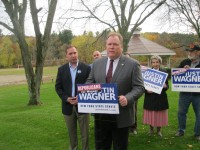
0;0;191;36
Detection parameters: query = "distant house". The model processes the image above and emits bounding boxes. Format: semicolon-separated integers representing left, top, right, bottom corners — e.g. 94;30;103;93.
101;32;176;67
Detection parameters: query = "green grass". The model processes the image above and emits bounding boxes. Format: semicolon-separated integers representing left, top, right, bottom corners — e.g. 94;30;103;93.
0;80;200;149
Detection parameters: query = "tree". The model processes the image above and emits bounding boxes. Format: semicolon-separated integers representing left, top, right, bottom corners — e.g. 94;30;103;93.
59;29;73;44
72;31;103;64
64;0;166;52
163;0;200;41
0;0;57;105
0;36;16;67
142;32;198;66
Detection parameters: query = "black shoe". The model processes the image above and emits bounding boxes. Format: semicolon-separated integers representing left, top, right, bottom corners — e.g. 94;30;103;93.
130;128;137;135
175;131;184;137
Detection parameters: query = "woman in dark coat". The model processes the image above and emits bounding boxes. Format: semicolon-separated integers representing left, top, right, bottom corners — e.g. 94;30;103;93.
143;55;169;137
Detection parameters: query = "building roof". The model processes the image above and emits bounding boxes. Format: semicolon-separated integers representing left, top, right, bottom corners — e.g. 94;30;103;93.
127;34;176;56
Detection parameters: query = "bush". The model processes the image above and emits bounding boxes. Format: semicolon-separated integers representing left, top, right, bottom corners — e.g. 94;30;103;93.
164;67;171;79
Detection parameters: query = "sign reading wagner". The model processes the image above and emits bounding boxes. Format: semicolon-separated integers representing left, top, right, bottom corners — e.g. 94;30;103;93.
77;83;119;114
172;68;200;92
141;66;168;94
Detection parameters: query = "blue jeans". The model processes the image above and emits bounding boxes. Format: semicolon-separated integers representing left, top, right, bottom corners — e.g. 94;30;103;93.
178;92;200;136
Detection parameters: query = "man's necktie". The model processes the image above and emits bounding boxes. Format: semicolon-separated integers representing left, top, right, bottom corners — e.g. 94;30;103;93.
106;60;114;83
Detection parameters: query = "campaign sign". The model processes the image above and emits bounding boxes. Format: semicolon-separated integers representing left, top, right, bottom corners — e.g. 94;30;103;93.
171;68;200;92
77;83;119;114
141;66;168;94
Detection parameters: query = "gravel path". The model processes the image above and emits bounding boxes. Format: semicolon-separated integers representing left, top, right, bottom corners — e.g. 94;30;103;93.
0;75;26;86
0;75;53;86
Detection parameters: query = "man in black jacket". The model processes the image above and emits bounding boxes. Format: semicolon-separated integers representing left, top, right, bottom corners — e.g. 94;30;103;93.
55;45;91;150
175;44;200;141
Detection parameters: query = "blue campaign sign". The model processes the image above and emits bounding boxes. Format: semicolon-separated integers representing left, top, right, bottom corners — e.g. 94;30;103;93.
172;68;200;92
77;83;119;114
142;68;167;86
172;68;200;84
141;67;168;94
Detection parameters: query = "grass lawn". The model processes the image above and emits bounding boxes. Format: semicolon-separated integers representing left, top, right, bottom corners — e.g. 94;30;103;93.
0;79;199;149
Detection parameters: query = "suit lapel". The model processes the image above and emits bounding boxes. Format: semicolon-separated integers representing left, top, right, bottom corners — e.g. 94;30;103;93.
112;56;125;82
65;63;72;82
76;62;81;79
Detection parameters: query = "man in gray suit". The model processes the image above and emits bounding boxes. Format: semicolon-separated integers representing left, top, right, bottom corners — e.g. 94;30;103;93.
86;32;144;150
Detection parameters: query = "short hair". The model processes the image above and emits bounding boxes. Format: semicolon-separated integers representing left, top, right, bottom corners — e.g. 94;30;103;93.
150;55;162;64
93;50;101;55
65;45;76;54
107;32;123;46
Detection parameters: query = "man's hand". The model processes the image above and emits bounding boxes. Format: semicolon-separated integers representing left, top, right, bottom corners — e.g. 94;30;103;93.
118;95;128;107
67;97;78;105
147;90;153;93
163;83;167;88
184;65;190;69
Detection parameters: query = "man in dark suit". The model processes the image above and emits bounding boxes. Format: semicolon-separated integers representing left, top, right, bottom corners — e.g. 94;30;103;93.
86;32;145;150
55;45;91;150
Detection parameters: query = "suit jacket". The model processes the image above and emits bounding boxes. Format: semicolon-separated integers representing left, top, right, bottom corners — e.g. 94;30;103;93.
55;62;91;115
143;68;169;111
86;55;145;128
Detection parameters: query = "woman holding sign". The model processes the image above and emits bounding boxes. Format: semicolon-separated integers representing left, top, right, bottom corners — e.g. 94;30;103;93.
143;55;169;137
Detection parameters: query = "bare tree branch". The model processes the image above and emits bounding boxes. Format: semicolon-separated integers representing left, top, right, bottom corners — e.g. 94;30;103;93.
30;0;42;36
109;0;121;31
80;0;115;31
63;0;166;51
0;21;14;33
19;0;27;32
43;0;58;53
164;0;200;40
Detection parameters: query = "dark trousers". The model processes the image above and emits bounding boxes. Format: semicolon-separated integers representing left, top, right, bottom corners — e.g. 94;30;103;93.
130;101;138;130
94;115;129;150
95;118;103;150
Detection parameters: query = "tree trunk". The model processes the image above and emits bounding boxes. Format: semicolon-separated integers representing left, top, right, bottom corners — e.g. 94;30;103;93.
122;35;129;52
28;80;40;105
17;35;42;105
0;0;57;105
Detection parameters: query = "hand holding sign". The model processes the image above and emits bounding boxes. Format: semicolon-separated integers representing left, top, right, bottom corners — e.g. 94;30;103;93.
163;83;167;88
67;97;78;105
118;95;128;107
184;65;190;69
147;90;153;93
